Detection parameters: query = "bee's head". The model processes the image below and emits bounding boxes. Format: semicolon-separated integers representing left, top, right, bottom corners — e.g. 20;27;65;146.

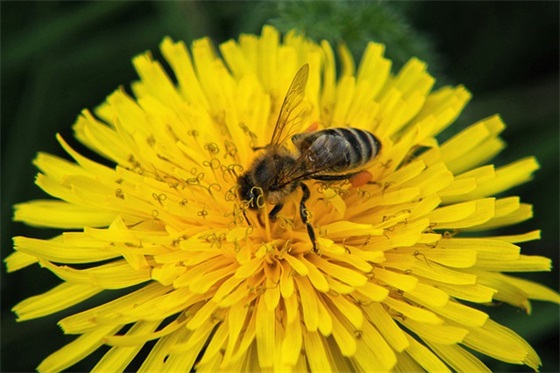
237;173;263;210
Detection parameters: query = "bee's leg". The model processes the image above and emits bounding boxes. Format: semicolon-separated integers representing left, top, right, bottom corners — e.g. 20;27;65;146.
299;183;318;253
311;172;360;182
269;203;284;221
242;209;251;226
312;172;373;187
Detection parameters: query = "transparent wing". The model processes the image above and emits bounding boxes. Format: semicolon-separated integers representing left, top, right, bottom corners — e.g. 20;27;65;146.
276;133;350;187
270;64;309;146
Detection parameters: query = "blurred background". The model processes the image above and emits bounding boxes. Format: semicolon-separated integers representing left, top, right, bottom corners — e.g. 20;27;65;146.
2;1;558;372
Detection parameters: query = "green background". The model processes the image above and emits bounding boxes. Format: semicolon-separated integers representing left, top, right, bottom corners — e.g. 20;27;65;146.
2;1;558;372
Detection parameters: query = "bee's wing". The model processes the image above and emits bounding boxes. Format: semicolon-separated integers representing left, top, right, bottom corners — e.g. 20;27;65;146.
270;64;309;146
277;133;349;187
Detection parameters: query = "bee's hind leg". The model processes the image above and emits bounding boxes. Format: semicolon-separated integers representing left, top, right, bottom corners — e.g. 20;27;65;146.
299;183;319;254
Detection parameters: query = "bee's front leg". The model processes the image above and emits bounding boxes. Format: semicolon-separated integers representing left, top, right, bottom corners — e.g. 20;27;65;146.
269;203;284;220
299;183;318;253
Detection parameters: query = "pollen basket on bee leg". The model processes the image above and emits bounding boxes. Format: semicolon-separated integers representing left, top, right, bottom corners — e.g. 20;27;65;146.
304;122;320;133
349;171;373;188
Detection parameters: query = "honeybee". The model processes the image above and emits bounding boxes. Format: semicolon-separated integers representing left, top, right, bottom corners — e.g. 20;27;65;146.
237;64;381;253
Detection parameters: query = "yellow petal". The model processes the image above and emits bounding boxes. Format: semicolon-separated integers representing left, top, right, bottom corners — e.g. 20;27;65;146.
469;270;548;311
294;276;319;332
354;281;389;302
403;334;451;372
438;177;478;201
313;297;333;337
13;282;102;321
229;308;257;364
404;282;449;308
426;300;489;327
470;202;533;231
302;330;332;373
57;133;121;180
394;349;424;372
493;230;541;243
212;275;244;305
283;254;308;276
41;260;151;289
414;85;471;136
221;301;249;366
330;311;357;357
33;151;87;181
385;253;477;285
428;198;495;229
4;251;38;272
384;297;442;324
284;292;299;325
474;255;552;272
38;325;120;373
324;293;363;330
151;263;186;286
463;319;541;370
139;328;190;372
73;110;130;164
311;256;367;287
332;75;355;126
280;261;295;298
169;327;221;372
59;283;171;333
301;256;329;292
456;157;540;202
234;256;264;279
105;315;186;347
425;342;491;373
281;317;302;366
338;42;355;77
374;268;418;292
411;247;477;268
438;237;520;261
195;320;228;366
92;321;160;373
401;162;454;196
427;281;496;304
438;115;506;174
384;159;425;185
402;318;468;344
501;274;560;304
364;302;409;352
132;53;183;109
186;300;218;330
356;41;391;100
160;39;207;108
321;221;383;239
362;319;398;369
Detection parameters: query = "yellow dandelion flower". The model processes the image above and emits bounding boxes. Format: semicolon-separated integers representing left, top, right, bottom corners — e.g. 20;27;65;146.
7;25;560;373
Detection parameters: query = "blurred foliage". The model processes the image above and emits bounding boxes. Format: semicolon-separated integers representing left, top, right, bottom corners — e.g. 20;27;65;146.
270;1;442;74
2;1;558;372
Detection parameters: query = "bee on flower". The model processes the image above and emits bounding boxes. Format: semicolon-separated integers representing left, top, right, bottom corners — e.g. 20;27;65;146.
6;25;559;373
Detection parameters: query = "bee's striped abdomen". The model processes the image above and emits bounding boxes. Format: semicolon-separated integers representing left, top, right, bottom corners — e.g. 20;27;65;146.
325;128;381;169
